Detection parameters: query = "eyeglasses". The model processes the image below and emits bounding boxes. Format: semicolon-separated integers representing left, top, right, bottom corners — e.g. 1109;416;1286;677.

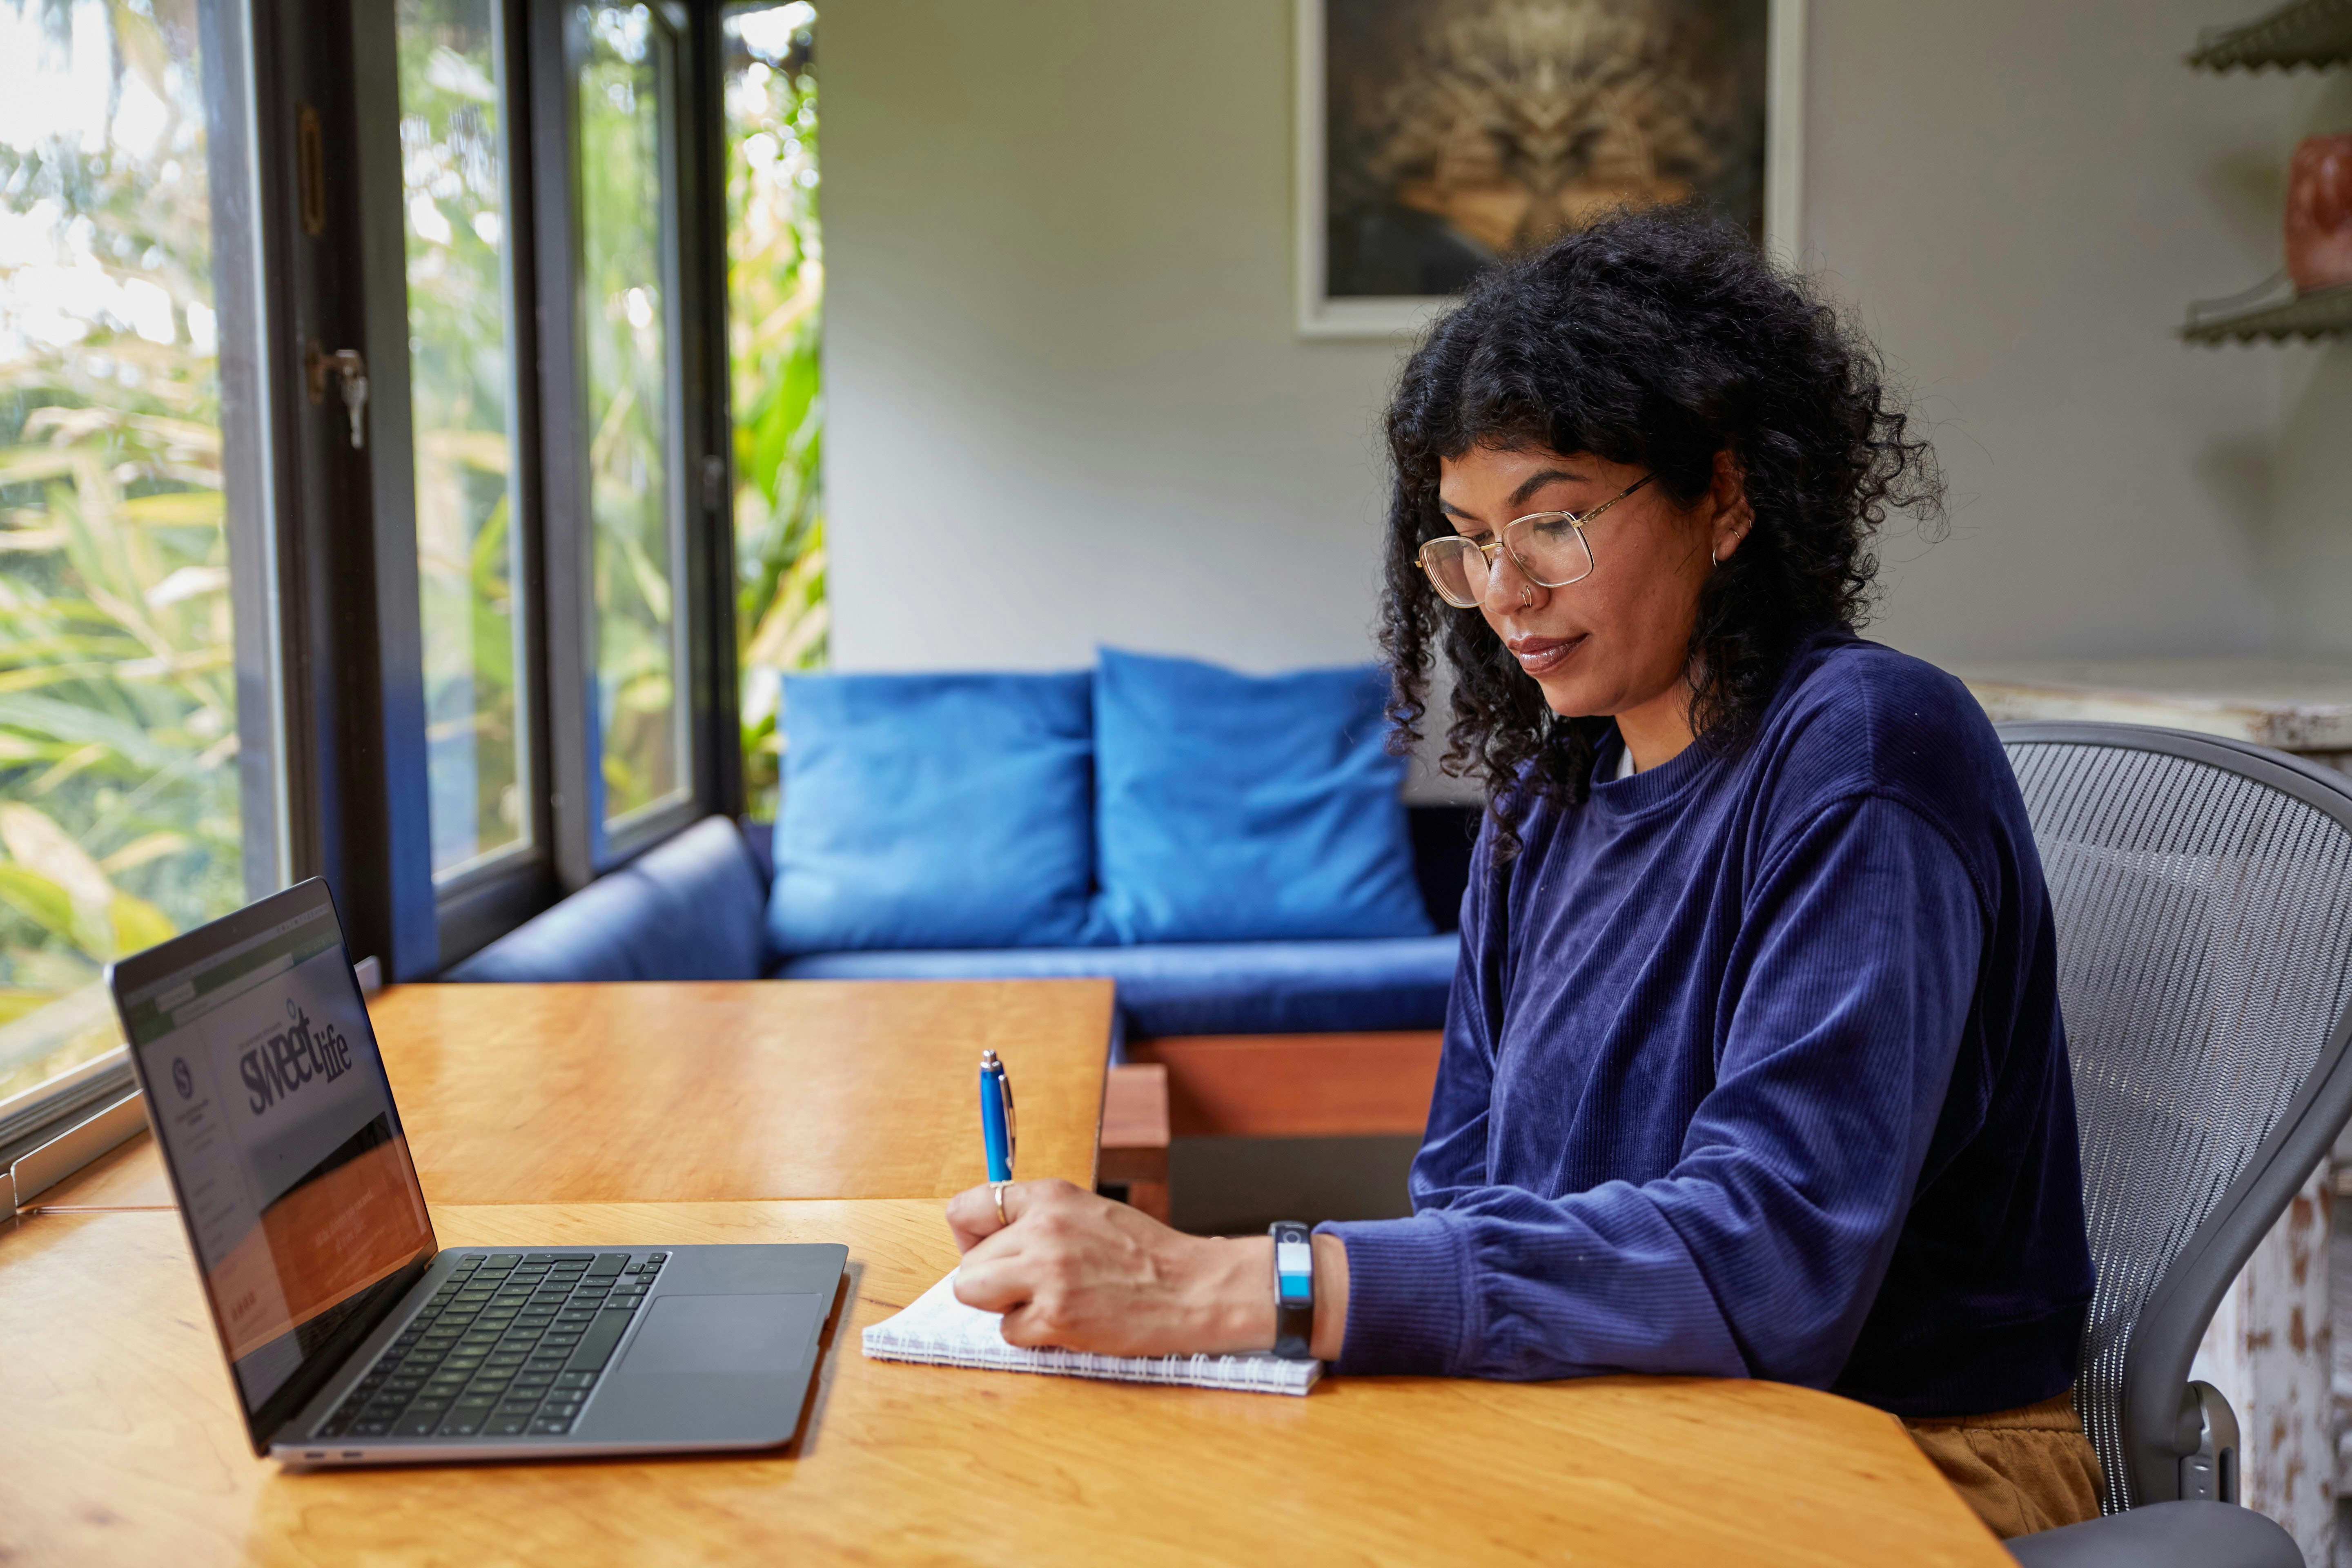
1415;474;1656;609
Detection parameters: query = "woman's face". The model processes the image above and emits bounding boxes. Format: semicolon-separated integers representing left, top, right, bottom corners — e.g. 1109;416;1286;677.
1435;442;1749;726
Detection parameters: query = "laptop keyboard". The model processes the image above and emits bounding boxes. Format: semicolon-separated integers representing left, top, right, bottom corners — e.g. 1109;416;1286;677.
316;1250;669;1441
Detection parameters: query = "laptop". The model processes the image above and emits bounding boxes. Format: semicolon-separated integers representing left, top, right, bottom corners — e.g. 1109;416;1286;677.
105;877;847;1467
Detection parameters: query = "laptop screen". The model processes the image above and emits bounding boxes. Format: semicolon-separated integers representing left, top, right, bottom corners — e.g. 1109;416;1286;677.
111;881;434;1438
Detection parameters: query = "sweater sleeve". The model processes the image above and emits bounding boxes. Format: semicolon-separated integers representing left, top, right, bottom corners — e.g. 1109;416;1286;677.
1328;822;1505;1366
1321;793;1984;1385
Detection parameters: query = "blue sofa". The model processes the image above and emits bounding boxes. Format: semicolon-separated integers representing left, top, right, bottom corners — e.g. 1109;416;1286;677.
444;809;1474;1057
445;816;773;986
448;655;1479;1159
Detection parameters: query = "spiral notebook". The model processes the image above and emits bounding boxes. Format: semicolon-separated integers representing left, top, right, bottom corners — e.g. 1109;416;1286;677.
861;1271;1322;1396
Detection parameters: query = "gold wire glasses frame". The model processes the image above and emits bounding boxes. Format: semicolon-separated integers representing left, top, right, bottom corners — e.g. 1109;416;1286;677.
1416;474;1657;609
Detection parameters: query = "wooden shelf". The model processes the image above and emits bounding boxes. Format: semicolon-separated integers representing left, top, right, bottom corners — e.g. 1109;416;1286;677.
2188;0;2352;70
2182;283;2352;343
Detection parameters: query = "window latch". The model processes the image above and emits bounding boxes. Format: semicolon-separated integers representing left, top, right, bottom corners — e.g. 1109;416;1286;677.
305;341;370;450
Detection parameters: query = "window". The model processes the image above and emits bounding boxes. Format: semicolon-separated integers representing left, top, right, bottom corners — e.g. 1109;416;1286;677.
398;0;532;885
0;0;278;1116
4;0;751;1160
576;2;690;831
412;0;737;949
723;0;824;823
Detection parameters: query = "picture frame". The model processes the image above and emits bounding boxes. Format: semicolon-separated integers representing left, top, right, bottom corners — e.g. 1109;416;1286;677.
1295;0;1808;338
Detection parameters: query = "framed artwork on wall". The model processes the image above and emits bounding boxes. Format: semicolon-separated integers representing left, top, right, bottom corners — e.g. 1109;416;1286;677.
1296;0;1806;337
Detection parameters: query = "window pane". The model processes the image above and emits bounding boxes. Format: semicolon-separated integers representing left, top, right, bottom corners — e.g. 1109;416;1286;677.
0;0;249;1100
576;4;685;826
724;2;824;824
398;0;530;880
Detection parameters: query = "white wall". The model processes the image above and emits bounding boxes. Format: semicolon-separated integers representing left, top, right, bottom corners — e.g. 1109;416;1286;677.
823;0;2343;675
825;0;1398;674
1805;0;2296;664
2273;71;2352;657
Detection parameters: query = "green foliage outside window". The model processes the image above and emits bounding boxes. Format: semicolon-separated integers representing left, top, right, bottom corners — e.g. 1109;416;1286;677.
726;2;823;822
399;0;528;876
0;3;830;1108
0;0;236;1099
580;2;684;822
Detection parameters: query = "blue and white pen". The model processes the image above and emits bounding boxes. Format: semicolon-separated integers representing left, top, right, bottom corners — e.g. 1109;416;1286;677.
980;1048;1017;1185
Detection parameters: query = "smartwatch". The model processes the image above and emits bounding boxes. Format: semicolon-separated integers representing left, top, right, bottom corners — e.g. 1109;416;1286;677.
1270;1221;1314;1360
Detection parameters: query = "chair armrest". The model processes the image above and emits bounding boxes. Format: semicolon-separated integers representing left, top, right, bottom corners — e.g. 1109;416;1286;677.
2178;1379;2242;1503
2006;1501;2301;1568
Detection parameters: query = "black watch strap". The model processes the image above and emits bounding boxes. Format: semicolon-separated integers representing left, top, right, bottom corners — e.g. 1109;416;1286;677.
1270;1221;1314;1360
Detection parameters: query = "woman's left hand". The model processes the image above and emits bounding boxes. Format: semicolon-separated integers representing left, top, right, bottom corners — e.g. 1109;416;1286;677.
944;1179;1275;1357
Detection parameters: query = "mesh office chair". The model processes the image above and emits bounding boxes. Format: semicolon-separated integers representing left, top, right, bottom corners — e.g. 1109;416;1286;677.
1996;723;2352;1568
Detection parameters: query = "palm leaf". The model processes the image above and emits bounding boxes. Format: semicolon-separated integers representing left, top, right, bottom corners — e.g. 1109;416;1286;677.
0;692;181;770
0;866;77;947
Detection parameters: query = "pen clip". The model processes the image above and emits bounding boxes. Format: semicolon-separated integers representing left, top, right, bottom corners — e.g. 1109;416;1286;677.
1000;1066;1016;1172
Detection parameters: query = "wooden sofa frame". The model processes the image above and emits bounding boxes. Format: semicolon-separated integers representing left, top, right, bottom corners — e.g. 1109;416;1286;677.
1100;1031;1444;1223
1095;805;1472;1222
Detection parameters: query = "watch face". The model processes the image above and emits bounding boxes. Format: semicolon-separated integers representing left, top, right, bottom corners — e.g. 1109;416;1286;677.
1275;1232;1312;1306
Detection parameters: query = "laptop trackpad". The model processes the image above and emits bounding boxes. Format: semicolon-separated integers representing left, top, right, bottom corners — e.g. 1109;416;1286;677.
618;1293;825;1375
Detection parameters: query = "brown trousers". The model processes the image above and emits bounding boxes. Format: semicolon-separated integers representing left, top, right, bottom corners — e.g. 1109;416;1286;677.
1903;1392;2105;1539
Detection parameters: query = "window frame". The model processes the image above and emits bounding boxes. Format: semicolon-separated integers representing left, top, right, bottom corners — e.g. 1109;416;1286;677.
529;0;736;896
354;0;742;967
685;0;744;828
351;0;742;963
364;0;566;970
213;0;297;911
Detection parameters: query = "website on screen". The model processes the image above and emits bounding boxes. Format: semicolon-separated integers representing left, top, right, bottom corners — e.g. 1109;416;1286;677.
126;920;432;1411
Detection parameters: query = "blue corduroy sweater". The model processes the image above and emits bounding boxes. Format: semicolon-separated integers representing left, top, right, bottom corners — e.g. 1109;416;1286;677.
1323;634;2094;1417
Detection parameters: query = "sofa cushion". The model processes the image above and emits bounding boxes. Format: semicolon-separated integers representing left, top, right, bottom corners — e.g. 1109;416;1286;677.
445;816;768;982
772;935;1459;1038
1091;648;1432;945
768;670;1107;953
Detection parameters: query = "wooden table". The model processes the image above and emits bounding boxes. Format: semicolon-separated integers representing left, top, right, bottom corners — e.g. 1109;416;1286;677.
0;1200;2007;1566
31;980;1116;1212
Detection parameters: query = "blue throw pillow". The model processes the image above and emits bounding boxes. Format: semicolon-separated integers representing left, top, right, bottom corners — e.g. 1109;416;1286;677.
1091;648;1432;944
767;672;1107;953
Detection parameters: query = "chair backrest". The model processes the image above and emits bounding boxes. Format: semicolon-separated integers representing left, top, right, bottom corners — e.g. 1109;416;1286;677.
2000;722;2352;1510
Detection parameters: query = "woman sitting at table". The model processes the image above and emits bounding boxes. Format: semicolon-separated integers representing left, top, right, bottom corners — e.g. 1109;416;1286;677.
947;206;2098;1539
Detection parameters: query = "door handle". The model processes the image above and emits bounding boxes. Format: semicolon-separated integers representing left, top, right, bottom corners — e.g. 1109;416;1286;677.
305;341;370;450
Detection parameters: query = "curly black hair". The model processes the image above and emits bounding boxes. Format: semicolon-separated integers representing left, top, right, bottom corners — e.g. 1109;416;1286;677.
1379;204;1943;855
